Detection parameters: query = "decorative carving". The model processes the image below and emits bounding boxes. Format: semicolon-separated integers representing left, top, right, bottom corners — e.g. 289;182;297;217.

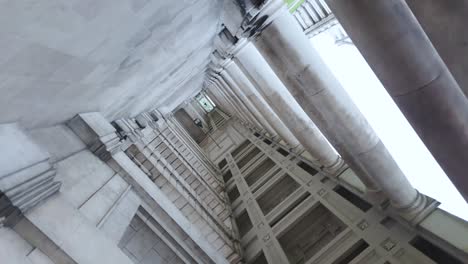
380;238;396;251
357;220;369;230
317;188;326;196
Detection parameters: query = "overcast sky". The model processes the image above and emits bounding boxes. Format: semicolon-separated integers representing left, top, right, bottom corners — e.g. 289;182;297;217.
310;27;468;221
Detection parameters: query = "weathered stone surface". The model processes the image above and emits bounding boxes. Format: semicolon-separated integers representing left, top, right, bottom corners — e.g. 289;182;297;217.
0;123;61;227
0;0;223;128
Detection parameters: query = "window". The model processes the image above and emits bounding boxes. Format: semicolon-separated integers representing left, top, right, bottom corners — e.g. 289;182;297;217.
333;240;369;264
228;187;240;203
334;186;372;212
195;93;215;112
251;252;268;264
256;174;299;215
276;147;289;156
410;236;463;264
236;147;261;169
231;140;251;158
270;192;311;227
218;158;227;169
245;158;275;186
278;203;346;264
297;161;318;176
223;170;233;183
235;210;253;237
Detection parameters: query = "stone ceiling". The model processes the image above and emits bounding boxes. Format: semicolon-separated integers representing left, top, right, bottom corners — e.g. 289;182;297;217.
0;0;223;128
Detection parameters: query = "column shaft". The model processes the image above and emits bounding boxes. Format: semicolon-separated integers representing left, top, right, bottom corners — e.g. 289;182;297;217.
223;62;302;149
235;42;343;173
254;6;418;208
217;76;275;135
213;78;256;127
405;0;468;98
210;81;240;118
219;71;280;139
205;89;228;114
327;0;468;201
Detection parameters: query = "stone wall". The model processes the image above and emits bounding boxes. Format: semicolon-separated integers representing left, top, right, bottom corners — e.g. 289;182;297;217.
0;228;54;264
119;213;184;264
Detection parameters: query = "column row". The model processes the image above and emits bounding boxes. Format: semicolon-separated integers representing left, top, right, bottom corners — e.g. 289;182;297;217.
203;0;468;223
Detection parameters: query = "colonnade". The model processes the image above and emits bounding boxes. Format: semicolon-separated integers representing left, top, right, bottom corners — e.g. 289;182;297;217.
205;0;468;222
325;0;468;203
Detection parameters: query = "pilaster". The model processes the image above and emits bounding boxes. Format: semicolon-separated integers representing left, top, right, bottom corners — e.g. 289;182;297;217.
0;123;61;227
68;112;241;264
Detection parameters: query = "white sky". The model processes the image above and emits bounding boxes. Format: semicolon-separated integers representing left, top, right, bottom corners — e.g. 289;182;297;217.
310;27;468;221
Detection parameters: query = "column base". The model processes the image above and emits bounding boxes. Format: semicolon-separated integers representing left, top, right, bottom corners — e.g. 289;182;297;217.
271;135;281;141
322;157;348;176
290;144;305;154
391;191;440;226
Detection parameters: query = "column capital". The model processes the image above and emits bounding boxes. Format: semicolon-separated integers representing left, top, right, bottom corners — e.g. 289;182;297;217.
118;118;145;144
214;28;250;58
239;0;286;38
206;60;224;75
68;112;123;161
209;50;233;74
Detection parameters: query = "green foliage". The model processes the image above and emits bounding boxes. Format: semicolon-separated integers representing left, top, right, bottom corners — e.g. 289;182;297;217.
284;0;305;13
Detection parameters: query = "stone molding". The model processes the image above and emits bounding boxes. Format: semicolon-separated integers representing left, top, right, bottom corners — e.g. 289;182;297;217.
0;123;61;227
68;112;241;263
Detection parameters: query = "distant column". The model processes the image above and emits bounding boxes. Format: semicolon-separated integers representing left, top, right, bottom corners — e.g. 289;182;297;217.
210;77;258;129
222;60;303;150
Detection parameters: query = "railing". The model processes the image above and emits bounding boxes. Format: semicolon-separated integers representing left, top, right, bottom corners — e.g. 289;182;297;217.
292;0;338;37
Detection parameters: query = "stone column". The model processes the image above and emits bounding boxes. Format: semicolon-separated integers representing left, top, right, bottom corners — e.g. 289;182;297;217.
219;72;278;138
212;76;265;131
205;88;236;122
210;77;256;128
326;0;468;201
210;77;252;125
214;107;231;121
222;60;303;150
204;89;225;113
405;0;468;98
234;41;344;174
208;83;246;124
213;73;279;138
210;77;258;128
246;0;428;216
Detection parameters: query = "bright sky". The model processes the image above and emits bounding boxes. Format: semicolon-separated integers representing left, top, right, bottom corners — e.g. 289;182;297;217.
310;26;468;221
